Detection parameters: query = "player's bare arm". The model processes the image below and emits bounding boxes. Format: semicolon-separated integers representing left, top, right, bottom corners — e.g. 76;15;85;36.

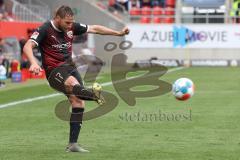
23;40;42;74
87;25;130;36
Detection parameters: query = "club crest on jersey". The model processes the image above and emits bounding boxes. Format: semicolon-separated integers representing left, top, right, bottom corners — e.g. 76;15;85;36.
67;31;73;39
31;31;39;40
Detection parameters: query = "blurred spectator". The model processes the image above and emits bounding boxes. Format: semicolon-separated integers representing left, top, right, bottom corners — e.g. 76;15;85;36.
0;64;6;88
111;0;163;10
231;0;240;23
128;0;141;10
4;0;13;16
0;0;4;11
0;37;10;78
0;0;6;20
151;0;165;7
140;0;151;7
0;37;5;53
115;0;129;12
0;0;13;21
0;37;7;87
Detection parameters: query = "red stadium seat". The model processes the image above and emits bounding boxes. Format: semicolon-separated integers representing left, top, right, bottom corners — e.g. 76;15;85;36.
166;0;176;7
165;7;175;16
163;17;174;23
21;69;30;82
152;17;162;23
11;60;20;72
152;6;163;15
140;16;151;23
129;7;141;15
141;6;151;15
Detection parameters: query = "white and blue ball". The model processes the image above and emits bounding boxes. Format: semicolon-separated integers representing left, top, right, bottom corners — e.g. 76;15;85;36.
172;78;195;101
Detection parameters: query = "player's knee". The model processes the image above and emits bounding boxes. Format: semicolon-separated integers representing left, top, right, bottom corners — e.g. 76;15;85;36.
64;76;79;93
64;83;74;93
69;95;85;108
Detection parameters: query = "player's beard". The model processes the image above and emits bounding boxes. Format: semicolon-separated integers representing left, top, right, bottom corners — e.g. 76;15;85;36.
60;27;67;32
59;25;68;32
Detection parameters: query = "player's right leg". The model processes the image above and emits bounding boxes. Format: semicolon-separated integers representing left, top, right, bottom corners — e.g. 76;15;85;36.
68;68;105;105
64;75;104;105
47;65;104;105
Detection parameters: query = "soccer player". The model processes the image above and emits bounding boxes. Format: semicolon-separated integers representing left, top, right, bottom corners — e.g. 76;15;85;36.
23;5;130;153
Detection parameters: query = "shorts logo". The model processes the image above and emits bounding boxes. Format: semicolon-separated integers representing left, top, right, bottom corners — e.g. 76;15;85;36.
31;31;39;40
67;31;73;39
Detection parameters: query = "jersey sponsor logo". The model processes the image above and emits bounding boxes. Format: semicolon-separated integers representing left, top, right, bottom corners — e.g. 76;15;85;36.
31;31;39;40
52;42;72;49
51;35;60;43
67;31;73;39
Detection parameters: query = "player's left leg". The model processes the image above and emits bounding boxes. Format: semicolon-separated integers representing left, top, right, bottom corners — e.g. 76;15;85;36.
65;76;89;153
66;95;89;153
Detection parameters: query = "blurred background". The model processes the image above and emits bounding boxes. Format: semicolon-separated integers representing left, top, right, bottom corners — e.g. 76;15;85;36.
0;0;239;84
1;1;240;159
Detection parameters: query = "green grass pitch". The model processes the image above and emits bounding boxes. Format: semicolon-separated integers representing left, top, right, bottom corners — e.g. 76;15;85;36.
0;67;240;160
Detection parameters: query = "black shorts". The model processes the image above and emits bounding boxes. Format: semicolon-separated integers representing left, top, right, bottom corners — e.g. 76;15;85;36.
47;63;83;94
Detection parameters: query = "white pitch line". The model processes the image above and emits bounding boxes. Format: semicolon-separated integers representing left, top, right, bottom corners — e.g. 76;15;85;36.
0;67;185;109
0;93;61;109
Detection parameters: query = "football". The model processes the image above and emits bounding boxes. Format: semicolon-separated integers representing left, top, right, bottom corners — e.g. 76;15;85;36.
172;78;195;101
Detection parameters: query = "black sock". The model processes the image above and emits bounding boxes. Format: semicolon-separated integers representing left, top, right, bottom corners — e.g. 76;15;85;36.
69;108;84;143
72;85;96;101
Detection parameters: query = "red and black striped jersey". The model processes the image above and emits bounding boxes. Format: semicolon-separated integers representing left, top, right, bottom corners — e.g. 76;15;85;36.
30;20;88;73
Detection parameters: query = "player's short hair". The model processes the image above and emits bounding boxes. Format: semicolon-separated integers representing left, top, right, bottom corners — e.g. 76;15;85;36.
55;5;74;18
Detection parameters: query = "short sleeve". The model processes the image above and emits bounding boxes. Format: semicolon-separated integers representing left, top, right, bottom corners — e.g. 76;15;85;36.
30;23;48;46
73;22;88;35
